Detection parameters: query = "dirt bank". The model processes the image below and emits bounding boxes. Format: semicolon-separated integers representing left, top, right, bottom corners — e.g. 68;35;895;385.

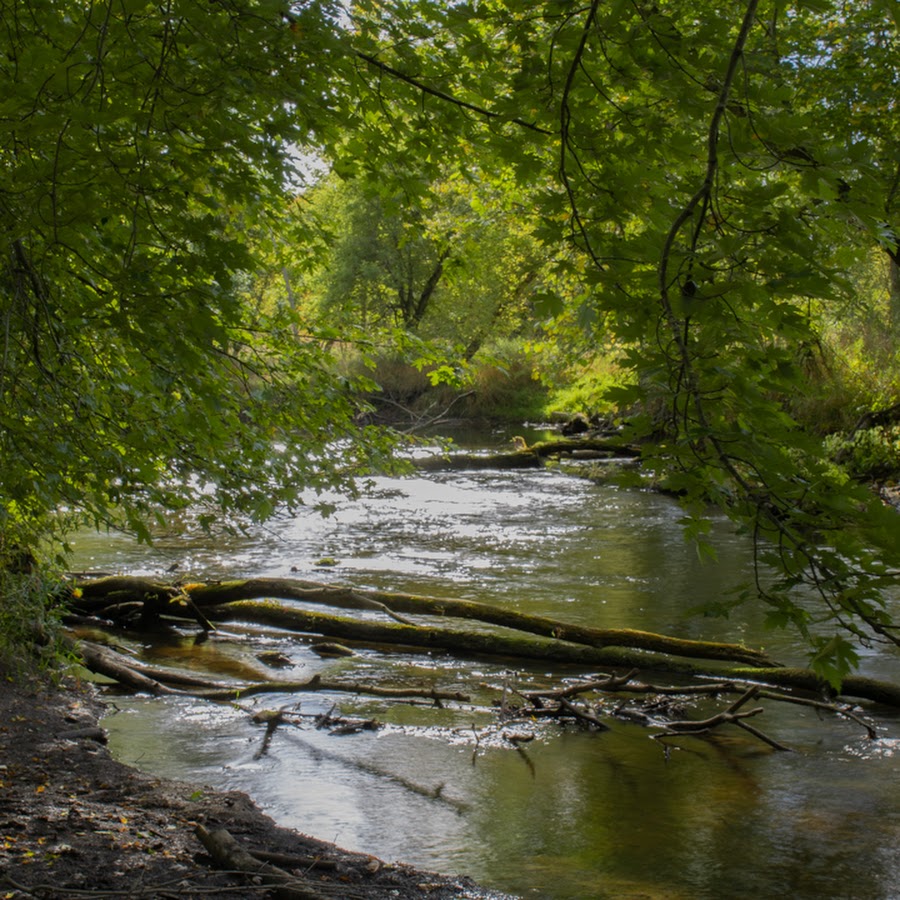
0;677;510;899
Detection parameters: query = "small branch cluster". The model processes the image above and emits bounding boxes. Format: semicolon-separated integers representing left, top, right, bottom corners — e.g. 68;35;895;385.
491;669;877;754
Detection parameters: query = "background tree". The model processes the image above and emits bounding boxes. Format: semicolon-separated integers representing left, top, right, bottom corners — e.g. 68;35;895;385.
311;172;546;344
4;0;900;684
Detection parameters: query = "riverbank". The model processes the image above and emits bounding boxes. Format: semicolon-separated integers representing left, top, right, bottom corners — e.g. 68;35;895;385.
0;676;508;899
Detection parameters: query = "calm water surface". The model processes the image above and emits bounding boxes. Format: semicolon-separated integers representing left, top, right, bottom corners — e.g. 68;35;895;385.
70;434;900;899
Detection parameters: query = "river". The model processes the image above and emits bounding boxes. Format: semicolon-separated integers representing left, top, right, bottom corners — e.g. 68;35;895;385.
69;428;900;899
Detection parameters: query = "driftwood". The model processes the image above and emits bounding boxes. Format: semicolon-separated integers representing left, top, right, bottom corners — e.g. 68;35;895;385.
649;686;792;751
519;671;878;738
511;671;879;750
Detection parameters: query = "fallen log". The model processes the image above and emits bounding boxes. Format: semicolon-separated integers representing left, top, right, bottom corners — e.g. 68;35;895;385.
727;666;900;709
193;603;900;707
414;449;543;471
70;578;900;708
78;640;175;695
75;640;470;704
411;436;641;472
529;437;642;458
74;575;778;668
202;600;739;673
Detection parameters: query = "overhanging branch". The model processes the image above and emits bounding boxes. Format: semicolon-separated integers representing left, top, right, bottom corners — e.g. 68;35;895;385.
354;50;554;136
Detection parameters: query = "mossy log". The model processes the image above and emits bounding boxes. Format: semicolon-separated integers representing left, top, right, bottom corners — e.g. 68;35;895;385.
197;602;900;707
71;576;900;707
727;666;900;709
204;599;720;673
413;436;641;471
74;575;777;667
413;449;544;471
529;437;642;458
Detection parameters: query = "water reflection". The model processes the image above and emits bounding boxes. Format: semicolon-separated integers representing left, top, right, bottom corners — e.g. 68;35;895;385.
71;456;900;899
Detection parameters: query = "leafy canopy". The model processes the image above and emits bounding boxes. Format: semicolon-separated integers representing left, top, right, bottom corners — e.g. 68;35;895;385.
344;0;900;682
0;0;392;549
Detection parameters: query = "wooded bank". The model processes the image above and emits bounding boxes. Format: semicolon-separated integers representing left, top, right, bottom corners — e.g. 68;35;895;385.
68;574;900;708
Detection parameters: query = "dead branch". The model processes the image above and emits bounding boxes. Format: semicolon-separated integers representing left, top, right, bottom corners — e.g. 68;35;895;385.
74;640;470;706
282;732;469;812
200;674;470;704
557;696;610;730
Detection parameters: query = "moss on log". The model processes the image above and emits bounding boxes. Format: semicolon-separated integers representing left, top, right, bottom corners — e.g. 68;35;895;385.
728;667;900;708
203;599;724;673
77;575;776;667
413;449;543;471
181;579;777;668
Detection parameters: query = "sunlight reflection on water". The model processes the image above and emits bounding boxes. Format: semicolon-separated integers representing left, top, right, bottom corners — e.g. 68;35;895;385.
74;450;900;900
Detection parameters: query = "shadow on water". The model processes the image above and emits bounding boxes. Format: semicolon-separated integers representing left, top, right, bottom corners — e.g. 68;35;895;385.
70;438;900;899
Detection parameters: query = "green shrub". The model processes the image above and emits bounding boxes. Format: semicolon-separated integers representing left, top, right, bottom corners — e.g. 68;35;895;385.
824;426;900;481
544;353;626;418
0;546;70;682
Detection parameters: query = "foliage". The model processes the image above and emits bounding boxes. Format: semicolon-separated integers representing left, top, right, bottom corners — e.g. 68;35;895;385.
0;537;70;679
3;0;900;685
0;0;396;556
297;171;551;355
343;0;900;681
825;427;900;481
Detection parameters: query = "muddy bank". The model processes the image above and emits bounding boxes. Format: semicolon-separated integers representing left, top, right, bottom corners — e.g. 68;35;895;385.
0;677;511;899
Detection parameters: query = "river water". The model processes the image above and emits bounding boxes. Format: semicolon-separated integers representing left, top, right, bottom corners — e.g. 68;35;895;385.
69;429;900;899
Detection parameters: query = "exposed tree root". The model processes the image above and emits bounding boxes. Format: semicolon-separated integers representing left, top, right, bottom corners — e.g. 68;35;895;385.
195;825;329;900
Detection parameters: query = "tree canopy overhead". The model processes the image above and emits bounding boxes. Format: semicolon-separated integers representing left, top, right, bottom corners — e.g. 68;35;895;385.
343;0;900;681
2;0;899;680
0;0;391;546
